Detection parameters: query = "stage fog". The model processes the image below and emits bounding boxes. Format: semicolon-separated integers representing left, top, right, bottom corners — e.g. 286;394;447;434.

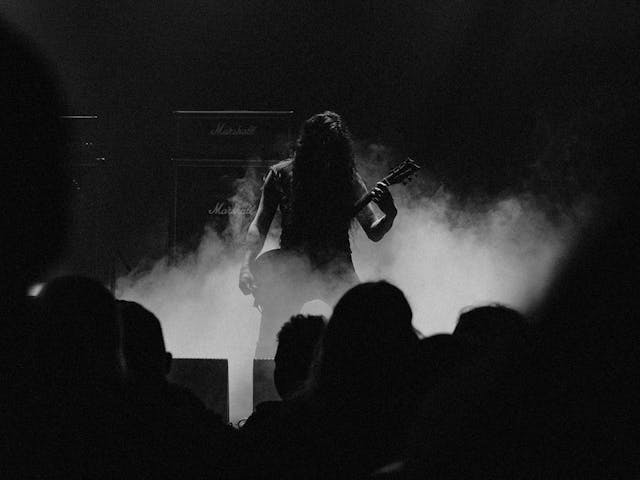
116;144;586;422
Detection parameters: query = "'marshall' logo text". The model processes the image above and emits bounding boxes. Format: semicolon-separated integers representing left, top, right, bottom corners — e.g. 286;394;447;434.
210;123;257;136
208;202;256;215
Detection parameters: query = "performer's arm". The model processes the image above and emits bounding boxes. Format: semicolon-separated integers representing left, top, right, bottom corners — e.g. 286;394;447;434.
239;171;279;294
355;176;397;242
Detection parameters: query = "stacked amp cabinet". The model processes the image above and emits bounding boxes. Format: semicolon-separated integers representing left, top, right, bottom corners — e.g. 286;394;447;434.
171;111;294;252
58;115;115;288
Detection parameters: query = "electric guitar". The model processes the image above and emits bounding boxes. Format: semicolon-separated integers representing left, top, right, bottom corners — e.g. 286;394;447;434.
250;157;420;308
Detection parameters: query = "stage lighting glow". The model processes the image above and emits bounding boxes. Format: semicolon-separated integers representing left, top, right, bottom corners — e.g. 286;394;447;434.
27;283;44;297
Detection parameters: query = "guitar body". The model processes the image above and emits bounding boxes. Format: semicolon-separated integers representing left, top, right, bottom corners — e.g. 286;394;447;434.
250;248;313;310
250;248;359;308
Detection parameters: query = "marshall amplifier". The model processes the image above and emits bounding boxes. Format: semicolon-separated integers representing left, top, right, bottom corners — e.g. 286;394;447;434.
60;115;104;165
170;110;294;253
56;115;114;287
174;110;294;159
170;158;270;252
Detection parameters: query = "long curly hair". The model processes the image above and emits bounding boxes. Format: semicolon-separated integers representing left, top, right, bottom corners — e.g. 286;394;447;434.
282;111;357;260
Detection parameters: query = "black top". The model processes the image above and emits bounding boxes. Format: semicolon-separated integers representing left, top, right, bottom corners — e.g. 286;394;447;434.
263;159;367;264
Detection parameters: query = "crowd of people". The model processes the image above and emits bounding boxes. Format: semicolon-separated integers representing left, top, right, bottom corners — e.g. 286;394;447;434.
3;16;640;479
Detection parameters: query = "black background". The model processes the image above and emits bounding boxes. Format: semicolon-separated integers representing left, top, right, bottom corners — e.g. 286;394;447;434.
2;0;639;268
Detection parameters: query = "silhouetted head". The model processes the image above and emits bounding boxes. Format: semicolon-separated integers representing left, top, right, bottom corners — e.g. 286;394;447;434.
274;314;326;400
35;276;119;386
0;19;70;292
118;300;172;385
315;281;418;396
296;111;353;162
454;304;528;349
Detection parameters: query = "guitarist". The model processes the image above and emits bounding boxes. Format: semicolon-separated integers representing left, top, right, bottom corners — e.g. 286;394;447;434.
239;111;398;357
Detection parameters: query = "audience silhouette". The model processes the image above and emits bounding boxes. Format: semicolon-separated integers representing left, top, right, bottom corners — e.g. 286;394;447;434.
274;314;326;401
119;299;233;428
117;299;238;478
243;314;326;432
238;281;421;479
33;276;132;478
119;300;173;387
1;18;72;478
454;304;529;350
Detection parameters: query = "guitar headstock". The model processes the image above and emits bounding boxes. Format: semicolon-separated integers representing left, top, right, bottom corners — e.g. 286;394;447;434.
383;157;421;186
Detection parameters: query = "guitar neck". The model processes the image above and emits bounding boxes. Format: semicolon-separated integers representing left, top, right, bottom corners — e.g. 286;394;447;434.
352;191;375;216
352;178;390;216
350;157;419;217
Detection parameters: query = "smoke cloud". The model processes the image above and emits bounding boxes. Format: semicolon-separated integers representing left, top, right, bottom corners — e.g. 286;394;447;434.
116;145;586;422
352;143;585;334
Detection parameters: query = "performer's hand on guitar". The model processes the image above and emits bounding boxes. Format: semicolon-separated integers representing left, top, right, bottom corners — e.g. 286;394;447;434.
371;181;397;217
239;265;257;295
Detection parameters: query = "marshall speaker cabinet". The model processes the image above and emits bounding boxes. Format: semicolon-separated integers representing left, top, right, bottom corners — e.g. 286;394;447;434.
58;115;115;287
171;111;293;252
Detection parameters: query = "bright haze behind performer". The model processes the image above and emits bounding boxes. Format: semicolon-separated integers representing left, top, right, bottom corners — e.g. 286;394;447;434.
239;111;399;357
